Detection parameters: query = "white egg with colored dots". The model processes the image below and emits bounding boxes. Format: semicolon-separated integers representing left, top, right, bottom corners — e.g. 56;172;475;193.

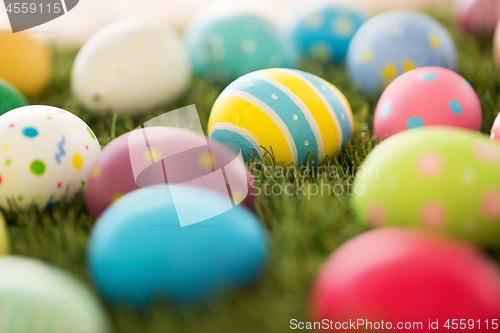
0;106;101;209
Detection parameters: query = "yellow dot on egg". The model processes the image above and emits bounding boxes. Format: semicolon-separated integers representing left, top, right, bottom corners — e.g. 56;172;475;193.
333;19;354;37
232;190;244;204
91;166;101;178
136;42;146;50
403;58;417;72
380;62;397;79
360;49;373;63
106;88;115;98
72;153;83;170
111;192;123;202
144;74;152;82
429;34;441;49
199;153;213;170
35;195;42;201
156;37;165;45
305;14;324;29
72;125;76;130
1;145;8;151
390;26;404;36
144;148;162;163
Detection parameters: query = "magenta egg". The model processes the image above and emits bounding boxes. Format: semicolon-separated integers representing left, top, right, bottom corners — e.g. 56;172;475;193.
491;113;500;142
84;127;256;219
310;228;500;330
374;67;482;141
455;0;500;34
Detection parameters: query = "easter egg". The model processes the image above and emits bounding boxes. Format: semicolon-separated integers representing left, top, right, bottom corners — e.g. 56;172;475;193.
208;68;354;166
494;22;500;70
282;4;367;63
0;32;52;96
455;0;500;34
374;67;482;141
310;228;500;328
351;127;500;247
71;17;191;115
347;10;457;96
85;126;256;219
88;185;269;306
185;7;298;83
0;105;101;209
0;213;8;255
0;256;111;333
491;113;500;142
0;78;28;116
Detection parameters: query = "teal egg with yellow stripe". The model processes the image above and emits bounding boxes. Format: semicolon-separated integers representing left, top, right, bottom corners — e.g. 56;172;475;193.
208;68;354;166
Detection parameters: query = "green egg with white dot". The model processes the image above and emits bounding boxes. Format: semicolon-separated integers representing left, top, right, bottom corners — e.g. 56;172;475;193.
0;105;101;209
351;127;500;247
185;6;298;82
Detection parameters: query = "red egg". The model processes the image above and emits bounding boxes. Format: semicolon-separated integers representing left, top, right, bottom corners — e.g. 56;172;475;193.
455;0;500;34
84;127;256;219
374;67;482;141
310;229;500;331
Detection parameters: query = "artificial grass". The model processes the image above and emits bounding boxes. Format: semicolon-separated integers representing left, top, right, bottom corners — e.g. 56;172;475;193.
5;12;500;333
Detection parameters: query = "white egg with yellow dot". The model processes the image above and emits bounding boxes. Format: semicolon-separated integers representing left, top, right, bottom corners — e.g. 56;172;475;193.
346;10;457;95
72;17;191;115
0;105;101;209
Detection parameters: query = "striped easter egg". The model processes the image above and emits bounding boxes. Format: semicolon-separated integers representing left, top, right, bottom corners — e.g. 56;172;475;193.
208;68;354;166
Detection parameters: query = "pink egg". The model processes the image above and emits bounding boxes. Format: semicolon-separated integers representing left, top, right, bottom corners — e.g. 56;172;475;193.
491;113;500;142
455;0;500;34
374;67;482;141
310;229;500;330
84;127;256;219
494;22;500;69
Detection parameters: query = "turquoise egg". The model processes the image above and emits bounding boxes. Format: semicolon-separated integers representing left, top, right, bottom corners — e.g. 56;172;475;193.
184;10;298;82
283;4;368;63
87;185;269;307
347;10;457;96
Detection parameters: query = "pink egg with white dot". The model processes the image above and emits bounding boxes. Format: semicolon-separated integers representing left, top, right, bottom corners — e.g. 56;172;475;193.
374;66;482;141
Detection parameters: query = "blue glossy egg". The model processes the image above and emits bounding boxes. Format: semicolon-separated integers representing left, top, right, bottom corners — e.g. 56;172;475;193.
347;10;457;95
87;185;269;307
284;4;367;63
184;9;298;82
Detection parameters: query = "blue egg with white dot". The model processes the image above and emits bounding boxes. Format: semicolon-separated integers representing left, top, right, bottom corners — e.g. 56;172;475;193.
184;7;298;83
87;185;269;307
283;4;368;63
347;10;457;96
